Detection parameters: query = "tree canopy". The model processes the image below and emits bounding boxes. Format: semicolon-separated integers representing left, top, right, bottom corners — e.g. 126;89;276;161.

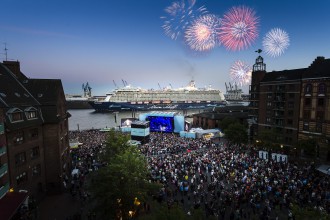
224;123;248;146
88;129;158;219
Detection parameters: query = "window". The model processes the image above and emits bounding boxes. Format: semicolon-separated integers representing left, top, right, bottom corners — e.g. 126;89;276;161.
30;146;40;159
289;84;295;91
318;83;326;95
16;171;28;185
303;110;311;120
305;84;312;95
288;93;295;99
303;122;309;131
32;164;41;177
286;129;293;134
316;111;324;121
266;117;271;123
318;98;324;107
287;119;293;125
7;108;23;122
288;102;294;108
267;93;272;99
26;111;37;119
304;98;311;106
15;152;26;166
13;112;23;121
24;107;38;120
287;110;294;117
29;128;38;139
13;131;24;144
267;102;272;107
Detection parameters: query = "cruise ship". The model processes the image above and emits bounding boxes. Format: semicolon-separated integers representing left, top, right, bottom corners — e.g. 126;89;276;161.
88;80;226;112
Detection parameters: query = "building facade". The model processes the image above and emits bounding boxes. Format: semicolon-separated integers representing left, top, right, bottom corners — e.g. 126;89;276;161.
192;106;249;130
0;108;9;199
298;57;330;159
249;56;330;160
0;60;71;215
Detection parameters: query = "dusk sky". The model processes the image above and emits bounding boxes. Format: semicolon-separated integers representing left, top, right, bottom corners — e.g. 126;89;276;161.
0;0;330;96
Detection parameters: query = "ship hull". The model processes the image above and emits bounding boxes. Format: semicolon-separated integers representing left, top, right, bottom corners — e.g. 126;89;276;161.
88;101;226;112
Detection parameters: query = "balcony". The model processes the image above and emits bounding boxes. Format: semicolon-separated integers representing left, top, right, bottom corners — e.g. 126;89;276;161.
0;182;10;199
0;122;4;134
0;146;6;156
0;163;8;178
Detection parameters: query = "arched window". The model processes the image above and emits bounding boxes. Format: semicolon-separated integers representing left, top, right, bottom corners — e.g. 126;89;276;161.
305;84;312;95
318;83;326;95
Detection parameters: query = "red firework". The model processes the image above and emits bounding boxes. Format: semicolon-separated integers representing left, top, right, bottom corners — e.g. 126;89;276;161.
219;5;259;51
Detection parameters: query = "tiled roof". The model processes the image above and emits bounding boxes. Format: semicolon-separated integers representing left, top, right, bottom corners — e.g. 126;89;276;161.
260;57;330;83
0;63;40;107
22;79;64;105
303;57;330;79
23;79;66;123
261;68;305;83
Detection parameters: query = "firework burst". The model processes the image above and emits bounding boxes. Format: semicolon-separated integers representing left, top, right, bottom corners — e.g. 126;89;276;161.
263;28;290;57
161;0;207;40
230;60;252;86
219;5;259;51
184;14;221;51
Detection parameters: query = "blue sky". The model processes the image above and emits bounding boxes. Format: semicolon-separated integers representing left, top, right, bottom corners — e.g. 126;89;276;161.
1;0;330;95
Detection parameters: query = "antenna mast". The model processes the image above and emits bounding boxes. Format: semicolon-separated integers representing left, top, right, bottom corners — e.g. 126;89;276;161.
4;43;8;61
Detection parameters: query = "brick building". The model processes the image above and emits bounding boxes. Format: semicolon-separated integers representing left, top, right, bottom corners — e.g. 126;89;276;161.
192;106;249;130
0;107;9;199
249;55;330;160
0;61;71;218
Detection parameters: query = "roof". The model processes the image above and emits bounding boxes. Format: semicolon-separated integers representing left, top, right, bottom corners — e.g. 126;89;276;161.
146;111;178;117
131;120;149;125
23;79;66;123
0;192;28;220
22;79;64;105
303;57;330;79
260;57;330;83
261;68;305;83
0;63;41;107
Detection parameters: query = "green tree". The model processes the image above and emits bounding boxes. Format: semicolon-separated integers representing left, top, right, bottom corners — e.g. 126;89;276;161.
224;123;248;146
101;129;131;160
297;138;317;157
257;129;279;150
88;130;159;219
220;117;238;131
291;203;330;220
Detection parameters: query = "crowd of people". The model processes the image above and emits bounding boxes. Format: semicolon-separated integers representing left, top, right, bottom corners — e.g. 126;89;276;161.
67;129;330;219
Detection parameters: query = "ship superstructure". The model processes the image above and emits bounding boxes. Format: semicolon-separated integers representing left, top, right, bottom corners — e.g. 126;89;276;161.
89;80;226;111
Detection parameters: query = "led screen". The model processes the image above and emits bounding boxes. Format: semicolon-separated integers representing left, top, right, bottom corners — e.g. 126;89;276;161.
147;116;174;132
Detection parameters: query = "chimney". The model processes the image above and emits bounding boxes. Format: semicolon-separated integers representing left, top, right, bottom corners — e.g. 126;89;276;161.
3;60;27;80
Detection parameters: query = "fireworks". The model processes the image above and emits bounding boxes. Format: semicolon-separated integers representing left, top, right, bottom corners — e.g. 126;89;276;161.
184;14;222;52
263;28;290;57
229;60;252;86
219;5;259;51
161;0;207;40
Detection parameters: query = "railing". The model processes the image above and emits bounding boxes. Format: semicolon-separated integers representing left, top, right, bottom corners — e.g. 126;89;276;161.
0;182;10;199
0;146;6;156
0;123;4;134
0;163;8;177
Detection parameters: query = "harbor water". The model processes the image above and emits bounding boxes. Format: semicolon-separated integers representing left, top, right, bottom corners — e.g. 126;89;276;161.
68;109;202;131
